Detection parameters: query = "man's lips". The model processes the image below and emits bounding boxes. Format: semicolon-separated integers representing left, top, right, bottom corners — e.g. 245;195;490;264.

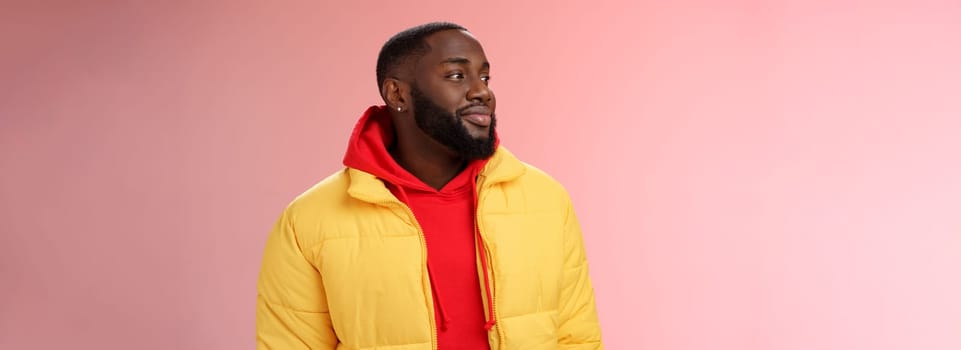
462;114;491;127
459;105;492;127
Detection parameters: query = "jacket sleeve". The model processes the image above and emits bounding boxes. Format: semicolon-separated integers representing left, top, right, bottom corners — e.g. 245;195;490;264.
256;210;338;349
558;200;603;349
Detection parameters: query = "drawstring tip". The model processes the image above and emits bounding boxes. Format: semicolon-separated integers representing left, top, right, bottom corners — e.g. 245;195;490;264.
484;320;496;331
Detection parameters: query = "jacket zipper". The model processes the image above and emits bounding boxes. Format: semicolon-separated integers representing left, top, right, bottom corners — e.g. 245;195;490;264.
475;187;506;348
380;199;438;350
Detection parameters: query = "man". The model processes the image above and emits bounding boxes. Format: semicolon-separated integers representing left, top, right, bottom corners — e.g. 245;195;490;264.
256;22;602;349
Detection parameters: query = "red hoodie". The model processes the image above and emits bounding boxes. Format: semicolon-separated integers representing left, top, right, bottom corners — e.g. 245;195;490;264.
343;105;495;349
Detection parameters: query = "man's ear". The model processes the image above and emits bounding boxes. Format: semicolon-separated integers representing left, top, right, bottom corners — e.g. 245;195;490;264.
382;78;409;112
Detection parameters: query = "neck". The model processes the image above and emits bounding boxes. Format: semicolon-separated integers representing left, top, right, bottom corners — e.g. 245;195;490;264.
390;134;467;191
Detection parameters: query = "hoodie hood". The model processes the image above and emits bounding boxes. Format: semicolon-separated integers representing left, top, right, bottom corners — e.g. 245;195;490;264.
343;105;498;190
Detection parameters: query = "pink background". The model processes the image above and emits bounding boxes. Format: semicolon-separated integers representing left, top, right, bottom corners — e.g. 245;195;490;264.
2;1;960;349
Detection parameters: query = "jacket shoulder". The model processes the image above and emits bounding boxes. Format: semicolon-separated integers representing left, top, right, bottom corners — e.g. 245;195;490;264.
274;169;352;250
286;168;351;214
513;162;573;203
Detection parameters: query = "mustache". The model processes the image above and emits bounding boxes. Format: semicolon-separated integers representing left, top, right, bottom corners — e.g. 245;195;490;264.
456;104;493;116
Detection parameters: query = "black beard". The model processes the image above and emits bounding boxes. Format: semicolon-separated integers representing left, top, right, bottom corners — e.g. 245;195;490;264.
411;86;496;160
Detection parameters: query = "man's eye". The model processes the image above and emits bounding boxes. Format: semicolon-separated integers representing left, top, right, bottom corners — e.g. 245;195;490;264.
447;73;464;79
481;75;492;82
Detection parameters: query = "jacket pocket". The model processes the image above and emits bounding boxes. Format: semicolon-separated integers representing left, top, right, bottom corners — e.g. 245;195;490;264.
500;310;559;349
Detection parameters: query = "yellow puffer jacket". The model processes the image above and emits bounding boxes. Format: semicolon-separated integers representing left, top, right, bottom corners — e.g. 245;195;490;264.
256;147;602;349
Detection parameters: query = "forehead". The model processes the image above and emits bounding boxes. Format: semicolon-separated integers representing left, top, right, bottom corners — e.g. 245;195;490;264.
420;30;488;63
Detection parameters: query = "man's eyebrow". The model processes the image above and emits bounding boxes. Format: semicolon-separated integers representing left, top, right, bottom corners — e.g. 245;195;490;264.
440;57;491;69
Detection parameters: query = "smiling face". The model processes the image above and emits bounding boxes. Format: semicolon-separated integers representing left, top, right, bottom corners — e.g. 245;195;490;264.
409;29;497;160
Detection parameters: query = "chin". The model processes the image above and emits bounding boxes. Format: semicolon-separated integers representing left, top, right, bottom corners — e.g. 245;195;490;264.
470;132;491;140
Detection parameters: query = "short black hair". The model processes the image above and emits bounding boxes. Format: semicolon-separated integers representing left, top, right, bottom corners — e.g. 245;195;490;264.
376;22;468;92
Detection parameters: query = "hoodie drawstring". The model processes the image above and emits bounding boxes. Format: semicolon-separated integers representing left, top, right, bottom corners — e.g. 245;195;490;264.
392;184;452;332
427;266;452;331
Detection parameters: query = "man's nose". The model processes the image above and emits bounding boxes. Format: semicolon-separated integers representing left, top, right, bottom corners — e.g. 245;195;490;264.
467;78;492;102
